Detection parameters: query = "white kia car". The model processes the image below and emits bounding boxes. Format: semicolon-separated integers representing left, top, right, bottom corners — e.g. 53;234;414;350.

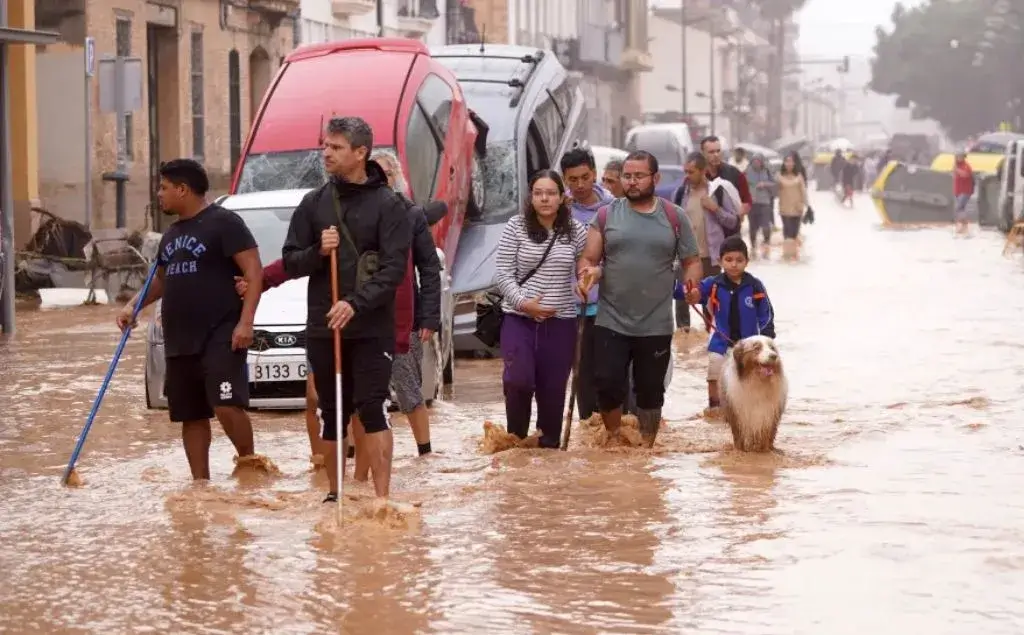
145;189;449;410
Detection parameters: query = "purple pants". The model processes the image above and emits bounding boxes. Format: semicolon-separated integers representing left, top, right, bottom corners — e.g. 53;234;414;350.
501;313;577;448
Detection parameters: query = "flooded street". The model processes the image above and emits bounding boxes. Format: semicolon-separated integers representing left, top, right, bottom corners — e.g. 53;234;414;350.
2;191;1024;634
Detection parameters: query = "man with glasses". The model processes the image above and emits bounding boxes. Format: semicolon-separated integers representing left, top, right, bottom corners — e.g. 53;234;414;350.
577;150;702;448
601;159;625;198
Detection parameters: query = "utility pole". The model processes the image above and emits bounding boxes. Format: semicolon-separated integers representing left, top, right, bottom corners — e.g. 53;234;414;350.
709;20;716;133
680;5;687;118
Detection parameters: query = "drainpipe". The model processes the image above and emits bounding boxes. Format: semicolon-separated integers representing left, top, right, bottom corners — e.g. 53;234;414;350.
377;0;384;36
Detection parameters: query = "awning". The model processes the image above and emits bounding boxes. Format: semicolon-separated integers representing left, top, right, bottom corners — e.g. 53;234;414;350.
0;26;59;46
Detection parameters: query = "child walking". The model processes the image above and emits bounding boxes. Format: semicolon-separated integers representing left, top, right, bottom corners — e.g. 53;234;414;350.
677;236;776;417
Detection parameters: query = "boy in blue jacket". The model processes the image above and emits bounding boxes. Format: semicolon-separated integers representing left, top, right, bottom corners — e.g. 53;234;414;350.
677;235;775;416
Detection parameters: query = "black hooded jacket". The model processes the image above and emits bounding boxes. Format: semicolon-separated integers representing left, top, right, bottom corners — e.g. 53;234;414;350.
396;193;442;332
282;160;412;340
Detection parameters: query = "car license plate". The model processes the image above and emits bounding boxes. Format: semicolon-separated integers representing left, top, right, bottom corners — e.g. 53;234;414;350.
248;360;307;382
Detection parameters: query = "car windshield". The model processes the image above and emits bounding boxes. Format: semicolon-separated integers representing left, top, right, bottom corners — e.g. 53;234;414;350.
235;146;397;194
232;207;294;264
474;139;518;226
436;56;524;142
969;140;1006;154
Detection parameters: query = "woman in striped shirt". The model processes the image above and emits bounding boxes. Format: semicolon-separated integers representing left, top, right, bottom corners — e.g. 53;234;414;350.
495;169;587;448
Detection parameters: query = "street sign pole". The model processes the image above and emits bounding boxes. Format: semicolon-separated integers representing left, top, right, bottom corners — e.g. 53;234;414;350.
98;55;140;230
113;54;126;228
84;36;94;230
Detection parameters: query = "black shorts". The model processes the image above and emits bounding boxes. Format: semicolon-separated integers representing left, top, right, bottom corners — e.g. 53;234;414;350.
781;215;801;239
592;325;672;412
307;336;394;441
164;343;249;422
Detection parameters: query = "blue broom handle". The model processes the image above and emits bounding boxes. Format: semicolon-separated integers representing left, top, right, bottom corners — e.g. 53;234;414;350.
62;262;159;483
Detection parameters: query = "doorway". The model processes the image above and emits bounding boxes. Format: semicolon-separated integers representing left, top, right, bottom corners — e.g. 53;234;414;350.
146;24;179;231
249;47;271;123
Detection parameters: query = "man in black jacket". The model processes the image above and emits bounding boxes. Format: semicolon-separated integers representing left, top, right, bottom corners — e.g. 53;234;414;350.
282;116;412;504
371;150;442;460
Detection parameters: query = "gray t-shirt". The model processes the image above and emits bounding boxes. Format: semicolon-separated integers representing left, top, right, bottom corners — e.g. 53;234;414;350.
590;198;699;336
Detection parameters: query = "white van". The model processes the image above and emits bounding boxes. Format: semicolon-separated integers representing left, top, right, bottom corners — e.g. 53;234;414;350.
624;123;696;168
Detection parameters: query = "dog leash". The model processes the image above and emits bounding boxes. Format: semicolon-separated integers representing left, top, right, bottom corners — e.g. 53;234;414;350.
684;280;736;346
688;302;735;346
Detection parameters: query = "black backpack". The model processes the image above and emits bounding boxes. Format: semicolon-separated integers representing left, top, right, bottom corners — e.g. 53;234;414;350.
672;181;740;238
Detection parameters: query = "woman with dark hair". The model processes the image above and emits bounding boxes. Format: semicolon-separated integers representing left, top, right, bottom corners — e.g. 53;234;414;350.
788;150;815;225
777;153;808;261
494;169;587;448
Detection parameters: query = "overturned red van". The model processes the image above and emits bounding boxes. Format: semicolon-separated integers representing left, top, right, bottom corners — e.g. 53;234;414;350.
231;38;478;268
231;37;481;391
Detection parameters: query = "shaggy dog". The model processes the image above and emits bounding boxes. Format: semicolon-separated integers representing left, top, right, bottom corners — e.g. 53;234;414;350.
719;335;788;452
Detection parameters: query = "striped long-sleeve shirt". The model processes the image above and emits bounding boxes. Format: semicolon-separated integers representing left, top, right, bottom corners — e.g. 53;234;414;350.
495;215;587;319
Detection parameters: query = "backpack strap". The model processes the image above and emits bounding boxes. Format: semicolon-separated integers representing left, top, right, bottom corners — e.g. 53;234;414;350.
595;203;612;233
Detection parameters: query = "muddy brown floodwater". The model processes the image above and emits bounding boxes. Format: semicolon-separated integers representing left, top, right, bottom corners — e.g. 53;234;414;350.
3;192;1024;634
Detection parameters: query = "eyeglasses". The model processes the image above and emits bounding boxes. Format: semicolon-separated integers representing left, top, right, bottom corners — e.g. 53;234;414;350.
621;173;652;182
531;189;560;198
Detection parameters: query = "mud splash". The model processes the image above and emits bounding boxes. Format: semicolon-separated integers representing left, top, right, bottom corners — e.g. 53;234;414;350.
479;421;540;453
231;453;282;477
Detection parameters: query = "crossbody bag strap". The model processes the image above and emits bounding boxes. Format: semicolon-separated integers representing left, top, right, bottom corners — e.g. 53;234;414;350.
331;185;359;253
516;231;557;286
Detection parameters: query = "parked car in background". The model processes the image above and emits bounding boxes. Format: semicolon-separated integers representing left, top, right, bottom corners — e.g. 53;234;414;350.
590;145;628;176
432;43;587;354
624;123;695;168
654;165;685;200
145;189;450;410
229;36;476;391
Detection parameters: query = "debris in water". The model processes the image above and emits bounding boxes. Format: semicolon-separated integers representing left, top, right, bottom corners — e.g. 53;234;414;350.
479;421;541;454
64;468;85;487
231;454;282;477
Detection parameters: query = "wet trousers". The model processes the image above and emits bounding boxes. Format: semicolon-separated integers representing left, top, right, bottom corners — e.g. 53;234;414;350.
501;314;577;448
577;315;636;419
748;203;773;248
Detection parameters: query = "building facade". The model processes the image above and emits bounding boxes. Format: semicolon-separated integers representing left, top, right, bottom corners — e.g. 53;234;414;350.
642;1;774;143
299;0;446;46
505;0;652;148
34;0;297;233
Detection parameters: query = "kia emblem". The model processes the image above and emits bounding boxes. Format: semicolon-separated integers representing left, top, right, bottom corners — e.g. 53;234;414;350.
274;333;298;347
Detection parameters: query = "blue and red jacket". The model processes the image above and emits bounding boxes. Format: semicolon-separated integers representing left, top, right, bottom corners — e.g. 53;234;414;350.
674;272;775;354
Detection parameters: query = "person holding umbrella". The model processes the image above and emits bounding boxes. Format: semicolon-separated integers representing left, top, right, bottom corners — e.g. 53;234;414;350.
282;116;411;505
